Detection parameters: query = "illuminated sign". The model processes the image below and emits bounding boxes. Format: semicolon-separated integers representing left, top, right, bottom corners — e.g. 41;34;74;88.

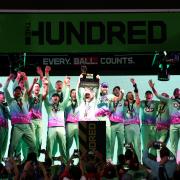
0;12;180;52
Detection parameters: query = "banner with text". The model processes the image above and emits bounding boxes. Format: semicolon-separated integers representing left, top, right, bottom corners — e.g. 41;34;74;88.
79;121;106;161
0;52;179;75
0;12;180;53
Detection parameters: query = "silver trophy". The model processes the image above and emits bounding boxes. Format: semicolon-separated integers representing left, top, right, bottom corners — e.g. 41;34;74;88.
79;65;99;88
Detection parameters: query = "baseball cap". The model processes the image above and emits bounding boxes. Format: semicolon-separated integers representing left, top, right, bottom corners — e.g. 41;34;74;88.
145;90;152;95
51;93;61;98
101;82;108;88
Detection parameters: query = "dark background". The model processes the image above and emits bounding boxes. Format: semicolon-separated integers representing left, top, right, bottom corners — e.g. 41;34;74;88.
1;0;180;9
0;53;179;76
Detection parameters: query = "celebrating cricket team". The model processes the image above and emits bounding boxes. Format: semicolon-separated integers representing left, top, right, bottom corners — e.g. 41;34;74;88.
0;65;179;164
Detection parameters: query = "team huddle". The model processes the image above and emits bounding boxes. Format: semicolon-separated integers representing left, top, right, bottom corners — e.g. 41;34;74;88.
0;66;179;164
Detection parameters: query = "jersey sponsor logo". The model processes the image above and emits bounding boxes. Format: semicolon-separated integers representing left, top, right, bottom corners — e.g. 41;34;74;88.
173;102;180;109
118;103;122;107
144;107;154;112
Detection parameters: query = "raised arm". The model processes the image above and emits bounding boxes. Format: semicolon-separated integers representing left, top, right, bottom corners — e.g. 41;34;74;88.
27;77;38;97
45;65;54;93
13;71;29;92
21;72;29;90
76;74;85;104
22;73;29;102
3;74;14;105
94;74;100;100
62;76;70;89
148;79;169;102
36;66;43;87
42;78;49;100
61;76;70;107
44;65;51;79
148;79;158;96
130;78;140;107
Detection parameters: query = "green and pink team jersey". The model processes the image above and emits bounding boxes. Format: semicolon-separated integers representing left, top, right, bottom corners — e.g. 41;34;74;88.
123;102;140;125
140;100;159;125
156;102;170;130
109;99;124;123
157;95;180;124
96;94;114;117
28;94;43;120
65;100;79;123
4;83;30;124
44;88;70;127
44;100;67;127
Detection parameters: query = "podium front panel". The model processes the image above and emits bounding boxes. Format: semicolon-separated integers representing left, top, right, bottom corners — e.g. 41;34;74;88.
79;121;106;161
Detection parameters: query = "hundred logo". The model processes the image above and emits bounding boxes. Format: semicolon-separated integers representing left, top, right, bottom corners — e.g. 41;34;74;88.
25;21;166;45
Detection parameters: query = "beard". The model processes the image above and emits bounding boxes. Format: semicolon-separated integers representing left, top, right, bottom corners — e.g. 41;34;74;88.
85;93;90;99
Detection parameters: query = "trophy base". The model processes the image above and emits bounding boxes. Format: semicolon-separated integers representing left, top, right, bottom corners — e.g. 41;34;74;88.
79;78;99;88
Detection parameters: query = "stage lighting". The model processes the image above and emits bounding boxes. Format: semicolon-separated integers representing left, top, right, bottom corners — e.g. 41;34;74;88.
157;51;170;81
158;61;170;81
152;51;180;81
13;53;27;72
